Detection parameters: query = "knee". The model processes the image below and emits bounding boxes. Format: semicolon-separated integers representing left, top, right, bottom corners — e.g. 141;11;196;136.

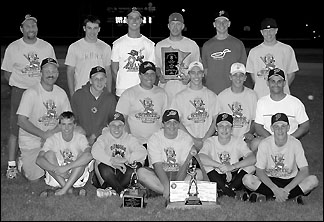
242;174;255;188
137;167;148;181
305;175;319;189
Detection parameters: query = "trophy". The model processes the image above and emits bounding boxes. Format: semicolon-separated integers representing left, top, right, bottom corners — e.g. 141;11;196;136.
185;158;202;205
122;161;145;208
161;46;191;80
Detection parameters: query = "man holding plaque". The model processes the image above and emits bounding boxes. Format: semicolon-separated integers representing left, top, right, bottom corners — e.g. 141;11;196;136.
137;109;204;199
155;12;201;106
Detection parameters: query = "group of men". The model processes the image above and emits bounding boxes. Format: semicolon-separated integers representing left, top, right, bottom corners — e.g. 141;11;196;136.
1;8;318;204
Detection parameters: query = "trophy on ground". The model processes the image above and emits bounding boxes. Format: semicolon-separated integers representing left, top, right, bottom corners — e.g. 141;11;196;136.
185;158;202;205
122;161;145;208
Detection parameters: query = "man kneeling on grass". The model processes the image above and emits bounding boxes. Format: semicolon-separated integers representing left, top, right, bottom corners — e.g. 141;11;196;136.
36;111;93;196
242;113;319;204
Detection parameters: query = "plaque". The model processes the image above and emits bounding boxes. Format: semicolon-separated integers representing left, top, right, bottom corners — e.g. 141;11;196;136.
161;46;191;80
122;161;145;208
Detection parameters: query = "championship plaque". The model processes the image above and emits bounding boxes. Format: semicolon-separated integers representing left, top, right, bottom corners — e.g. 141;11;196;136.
122;162;145;208
161;46;191;80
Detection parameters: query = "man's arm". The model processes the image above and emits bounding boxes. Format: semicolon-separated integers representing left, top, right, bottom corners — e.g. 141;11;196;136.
36;150;59;172
287;72;296;86
64;147;93;171
198;153;221;169
290;121;310;139
254;122;271;138
104;65;112;93
66;65;76;98
284;166;309;194
153;162;170;199
111;61;119;89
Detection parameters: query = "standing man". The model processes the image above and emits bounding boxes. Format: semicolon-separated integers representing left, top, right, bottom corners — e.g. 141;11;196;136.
246;18;299;99
16;58;71;182
155;12;201;106
202;10;247;95
111;7;155;99
1;14;56;179
65;15;112;98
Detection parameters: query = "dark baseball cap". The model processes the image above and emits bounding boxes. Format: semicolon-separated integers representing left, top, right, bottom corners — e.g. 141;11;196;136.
89;66;106;78
169;12;184;23
261;18;278;30
268;68;285;80
139;61;156;74
162;109;180;123
216;113;233;126
271;113;289;125
214;10;229;21
41;58;59;69
109;112;125;125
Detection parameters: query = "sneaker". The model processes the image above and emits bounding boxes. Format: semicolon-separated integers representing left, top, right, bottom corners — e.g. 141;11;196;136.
249;192;266;203
6;166;18;179
293;195;305;205
120;189;127;198
235;191;249;201
97;188;112;198
107;187;117;196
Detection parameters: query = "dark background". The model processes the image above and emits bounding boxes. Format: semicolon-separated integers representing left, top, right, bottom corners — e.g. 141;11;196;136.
0;0;322;48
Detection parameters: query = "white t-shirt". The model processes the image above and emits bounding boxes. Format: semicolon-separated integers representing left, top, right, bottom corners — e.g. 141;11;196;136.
1;38;56;89
65;38;112;91
155;37;201;105
171;86;218;138
147;129;194;169
254;94;309;135
246;41;299;99
17;83;71;150
116;85;168;144
111;34;155;96
199;136;252;173
217;87;258;138
256;135;308;179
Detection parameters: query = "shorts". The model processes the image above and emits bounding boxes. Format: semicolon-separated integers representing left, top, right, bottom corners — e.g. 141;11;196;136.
144;167;179;181
10;86;26;136
45;160;93;188
20;148;45;180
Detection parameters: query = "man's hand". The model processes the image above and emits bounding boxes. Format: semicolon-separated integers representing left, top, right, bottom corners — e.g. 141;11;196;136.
87;134;96;146
272;187;289;202
54;165;70;178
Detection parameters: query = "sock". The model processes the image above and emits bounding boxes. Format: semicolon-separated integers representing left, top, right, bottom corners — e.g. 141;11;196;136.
8;161;16;167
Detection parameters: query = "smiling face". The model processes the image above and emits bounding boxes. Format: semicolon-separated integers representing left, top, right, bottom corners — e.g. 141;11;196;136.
90;72;107;92
271;121;290;142
109;121;125;138
20;19;38;41
188;66;204;86
59;117;76;137
230;72;246;88
127;11;142;31
41;63;59;87
84;21;100;42
216;121;232;139
214;18;230;34
267;75;286;94
139;70;156;89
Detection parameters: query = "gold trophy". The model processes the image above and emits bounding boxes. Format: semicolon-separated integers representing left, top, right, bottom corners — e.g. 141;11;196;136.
185;158;202;205
122;161;145;208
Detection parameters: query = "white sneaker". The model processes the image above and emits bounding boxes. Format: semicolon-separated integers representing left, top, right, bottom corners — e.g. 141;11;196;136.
6;166;18;179
96;188;112;198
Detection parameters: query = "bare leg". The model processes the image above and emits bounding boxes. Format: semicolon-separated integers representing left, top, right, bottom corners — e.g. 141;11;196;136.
55;166;85;196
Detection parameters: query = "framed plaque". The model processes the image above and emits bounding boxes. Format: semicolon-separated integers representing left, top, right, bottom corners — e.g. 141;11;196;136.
161;46;191;80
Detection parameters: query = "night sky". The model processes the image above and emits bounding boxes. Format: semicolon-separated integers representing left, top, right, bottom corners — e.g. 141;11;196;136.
1;0;322;48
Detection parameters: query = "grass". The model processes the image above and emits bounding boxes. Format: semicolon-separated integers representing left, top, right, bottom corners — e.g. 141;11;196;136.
1;47;323;221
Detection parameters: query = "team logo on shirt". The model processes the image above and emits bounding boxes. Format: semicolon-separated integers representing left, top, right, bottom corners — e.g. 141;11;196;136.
110;144;126;158
187;98;208;123
257;53;276;80
123;48;144;72
22;52;41;77
218;151;231;165
228;102;248;128
210;49;231;60
38;99;58;126
60;149;74;165
135;98;160;123
266;154;291;177
163;147;179;171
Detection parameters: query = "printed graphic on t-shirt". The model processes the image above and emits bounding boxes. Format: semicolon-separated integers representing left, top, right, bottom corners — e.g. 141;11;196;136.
110;144;126;158
187;98;209;123
135;98;160;123
218;151;231;165
123;48;144;72
266;153;292;177
21;52;41;77
228;102;248;128
257;53;276;80
60;149;74;165
163;147;179;171
211;49;231;60
38;99;58;126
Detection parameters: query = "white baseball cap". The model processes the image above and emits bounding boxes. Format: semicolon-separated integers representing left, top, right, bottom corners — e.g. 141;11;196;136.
188;61;204;72
230;62;246;75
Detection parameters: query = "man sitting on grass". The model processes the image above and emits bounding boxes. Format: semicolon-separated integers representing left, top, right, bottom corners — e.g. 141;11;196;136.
242;113;319;204
36;111;93;196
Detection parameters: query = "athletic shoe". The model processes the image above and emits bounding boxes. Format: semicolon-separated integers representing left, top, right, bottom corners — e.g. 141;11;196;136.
6;166;18;179
249;192;266;203
293;195;305;205
97;188;112;198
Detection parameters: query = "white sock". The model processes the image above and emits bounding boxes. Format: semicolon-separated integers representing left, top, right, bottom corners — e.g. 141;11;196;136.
8;161;16;167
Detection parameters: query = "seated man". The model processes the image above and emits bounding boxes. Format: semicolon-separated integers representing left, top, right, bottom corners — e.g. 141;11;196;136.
91;112;147;197
199;113;256;198
243;113;319;204
36;111;93;196
137;109;208;200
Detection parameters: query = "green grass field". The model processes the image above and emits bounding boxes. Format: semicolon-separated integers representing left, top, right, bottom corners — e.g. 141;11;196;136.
1;46;323;220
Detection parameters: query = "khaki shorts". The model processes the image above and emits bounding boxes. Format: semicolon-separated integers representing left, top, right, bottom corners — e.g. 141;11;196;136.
20;148;45;180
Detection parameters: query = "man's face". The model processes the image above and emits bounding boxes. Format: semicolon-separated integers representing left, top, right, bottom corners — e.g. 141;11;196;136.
230;72;246;88
90;72;107;92
60;118;75;136
168;21;183;37
21;19;38;40
41;64;59;86
109;121;124;138
261;28;277;42
216;121;232;139
267;75;285;94
127;12;142;30
164;119;180;135
139;70;156;89
84;22;100;41
271;122;289;140
188;66;204;85
214;18;230;33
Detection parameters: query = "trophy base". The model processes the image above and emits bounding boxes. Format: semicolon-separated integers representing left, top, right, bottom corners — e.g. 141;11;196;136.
166;200;221;209
185;195;202;205
122;189;145;208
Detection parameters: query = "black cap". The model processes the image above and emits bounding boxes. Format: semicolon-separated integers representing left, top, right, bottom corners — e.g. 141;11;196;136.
41;58;59;69
139;61;156;74
261;18;278;30
271;113;289;125
268;68;285;80
216;113;233;125
214;10;229;20
162;109;180;123
109;112;125;124
89;66;106;78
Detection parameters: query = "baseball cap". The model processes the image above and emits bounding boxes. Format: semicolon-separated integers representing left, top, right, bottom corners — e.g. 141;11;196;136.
139;61;156;74
261;18;278;30
169;12;184;23
89;66;106;78
162;109;180;123
268;68;285;80
41;58;59;69
230;62;246;75
109;112;125;125
271;113;289;125
188;61;204;72
127;7;142;17
215;10;229;21
21;14;37;25
216;113;233;126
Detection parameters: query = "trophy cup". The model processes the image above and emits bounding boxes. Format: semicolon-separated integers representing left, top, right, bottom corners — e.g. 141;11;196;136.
122;161;145;208
185;158;202;205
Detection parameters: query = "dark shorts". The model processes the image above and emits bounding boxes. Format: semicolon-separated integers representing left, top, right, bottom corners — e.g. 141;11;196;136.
10;86;26;136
